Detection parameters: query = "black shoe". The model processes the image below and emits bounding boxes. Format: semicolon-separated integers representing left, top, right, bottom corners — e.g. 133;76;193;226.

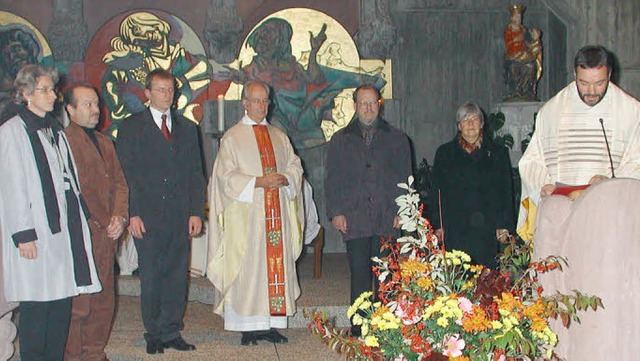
163;336;196;351
241;331;258;346
146;339;164;354
256;329;288;344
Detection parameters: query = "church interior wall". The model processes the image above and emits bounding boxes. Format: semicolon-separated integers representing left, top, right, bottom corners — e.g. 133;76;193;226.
0;0;638;253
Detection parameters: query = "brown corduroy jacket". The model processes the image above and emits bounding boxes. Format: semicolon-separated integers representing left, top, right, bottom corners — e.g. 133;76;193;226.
65;121;129;231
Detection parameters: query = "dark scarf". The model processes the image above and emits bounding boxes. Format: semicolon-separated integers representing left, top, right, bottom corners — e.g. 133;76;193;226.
19;105;63;234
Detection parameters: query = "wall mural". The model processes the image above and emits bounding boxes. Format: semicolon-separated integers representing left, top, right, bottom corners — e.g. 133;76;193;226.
220;8;391;149
0;11;53;95
84;10;226;138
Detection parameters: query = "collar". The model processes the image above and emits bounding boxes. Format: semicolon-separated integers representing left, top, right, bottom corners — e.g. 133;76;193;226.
18;105;61;135
240;114;268;125
345;116;390;135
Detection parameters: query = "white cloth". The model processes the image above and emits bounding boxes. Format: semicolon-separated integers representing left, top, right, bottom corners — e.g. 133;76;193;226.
206;115;304;331
533;179;640;361
518;81;640;228
116;236;138;275
0;115;101;302
302;178;320;245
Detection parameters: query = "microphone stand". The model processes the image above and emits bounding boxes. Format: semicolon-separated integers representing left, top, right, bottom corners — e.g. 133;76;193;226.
599;118;616;178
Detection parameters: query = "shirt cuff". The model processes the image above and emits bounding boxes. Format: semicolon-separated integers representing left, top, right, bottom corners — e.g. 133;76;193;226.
12;229;37;247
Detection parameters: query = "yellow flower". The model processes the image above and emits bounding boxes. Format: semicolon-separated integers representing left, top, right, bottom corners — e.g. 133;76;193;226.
364;335;379;347
361;323;370;336
360;300;372;310
491;320;503;330
437;316;449;327
352;314;363;326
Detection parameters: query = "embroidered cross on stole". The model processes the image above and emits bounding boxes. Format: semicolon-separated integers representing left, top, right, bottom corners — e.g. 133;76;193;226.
252;125;286;316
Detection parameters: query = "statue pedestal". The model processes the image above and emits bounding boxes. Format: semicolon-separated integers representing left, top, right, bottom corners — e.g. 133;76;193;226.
492;101;544;167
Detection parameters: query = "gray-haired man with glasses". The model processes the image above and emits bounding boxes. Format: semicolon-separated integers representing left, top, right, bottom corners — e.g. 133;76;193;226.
325;84;412;336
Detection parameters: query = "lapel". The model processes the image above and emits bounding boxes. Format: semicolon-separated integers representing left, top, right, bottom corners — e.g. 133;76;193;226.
66;122;107;174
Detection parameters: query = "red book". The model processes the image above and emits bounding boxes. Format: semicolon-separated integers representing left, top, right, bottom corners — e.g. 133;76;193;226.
552;183;590;196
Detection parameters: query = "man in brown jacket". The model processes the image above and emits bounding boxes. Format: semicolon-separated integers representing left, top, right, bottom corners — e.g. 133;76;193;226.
63;83;129;361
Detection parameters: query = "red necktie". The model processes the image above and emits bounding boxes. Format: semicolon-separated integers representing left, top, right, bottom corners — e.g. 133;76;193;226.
161;114;171;141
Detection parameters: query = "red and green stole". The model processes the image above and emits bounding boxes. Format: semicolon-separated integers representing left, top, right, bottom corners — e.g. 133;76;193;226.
252;125;286;316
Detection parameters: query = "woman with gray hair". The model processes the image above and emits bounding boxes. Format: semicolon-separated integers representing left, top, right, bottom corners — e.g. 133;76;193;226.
428;102;515;268
0;64;101;360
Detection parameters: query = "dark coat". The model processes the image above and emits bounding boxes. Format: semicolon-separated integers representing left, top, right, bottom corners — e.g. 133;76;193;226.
115;109;205;237
428;136;515;268
325;118;412;241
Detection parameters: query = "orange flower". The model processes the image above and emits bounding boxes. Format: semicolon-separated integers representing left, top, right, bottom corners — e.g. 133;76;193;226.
462;305;491;333
416;276;433;290
400;259;428;278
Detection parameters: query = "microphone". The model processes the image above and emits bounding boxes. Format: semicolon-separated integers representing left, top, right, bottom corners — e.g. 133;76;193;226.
599;118;616;178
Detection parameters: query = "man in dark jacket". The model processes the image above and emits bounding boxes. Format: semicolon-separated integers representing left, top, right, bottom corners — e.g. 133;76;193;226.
116;69;205;354
325;85;412;335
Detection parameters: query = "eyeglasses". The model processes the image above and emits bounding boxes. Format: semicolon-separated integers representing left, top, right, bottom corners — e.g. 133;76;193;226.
356;100;380;108
150;88;174;94
34;87;56;94
246;98;270;105
460;115;481;123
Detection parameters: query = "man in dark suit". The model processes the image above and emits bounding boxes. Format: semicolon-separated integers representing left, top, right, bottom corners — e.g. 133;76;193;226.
116;69;205;354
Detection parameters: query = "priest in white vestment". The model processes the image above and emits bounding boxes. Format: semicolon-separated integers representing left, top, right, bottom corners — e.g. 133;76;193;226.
207;81;304;345
518;46;640;361
518;45;640;235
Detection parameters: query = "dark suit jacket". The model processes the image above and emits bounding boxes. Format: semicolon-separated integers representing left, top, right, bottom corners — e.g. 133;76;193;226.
325;117;412;241
116;108;205;237
65;122;129;232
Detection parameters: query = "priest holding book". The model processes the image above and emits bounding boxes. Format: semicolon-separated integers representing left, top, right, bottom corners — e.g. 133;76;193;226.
518;45;640;236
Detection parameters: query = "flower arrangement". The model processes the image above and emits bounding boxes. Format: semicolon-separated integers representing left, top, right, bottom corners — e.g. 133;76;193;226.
306;177;602;361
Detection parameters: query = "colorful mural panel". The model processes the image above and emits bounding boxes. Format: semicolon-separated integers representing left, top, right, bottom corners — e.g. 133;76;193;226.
0;11;53;94
222;8;390;148
85;10;226;138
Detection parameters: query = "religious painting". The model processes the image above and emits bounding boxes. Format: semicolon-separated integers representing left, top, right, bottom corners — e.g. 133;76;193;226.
85;10;225;138
0;12;53;94
221;8;391;148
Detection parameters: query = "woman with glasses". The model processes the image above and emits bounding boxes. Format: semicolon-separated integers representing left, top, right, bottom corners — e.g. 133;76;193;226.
428;102;515;268
0;64;101;360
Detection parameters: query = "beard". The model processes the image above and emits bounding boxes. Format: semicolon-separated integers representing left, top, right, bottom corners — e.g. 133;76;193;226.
578;85;608;107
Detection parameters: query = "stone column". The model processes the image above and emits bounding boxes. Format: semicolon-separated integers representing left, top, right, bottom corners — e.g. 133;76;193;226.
203;0;243;64
49;0;88;68
492;101;545;166
355;0;397;59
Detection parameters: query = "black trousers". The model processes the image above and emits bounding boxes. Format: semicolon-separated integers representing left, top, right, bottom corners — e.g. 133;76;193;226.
345;235;390;306
19;297;72;361
134;224;190;343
